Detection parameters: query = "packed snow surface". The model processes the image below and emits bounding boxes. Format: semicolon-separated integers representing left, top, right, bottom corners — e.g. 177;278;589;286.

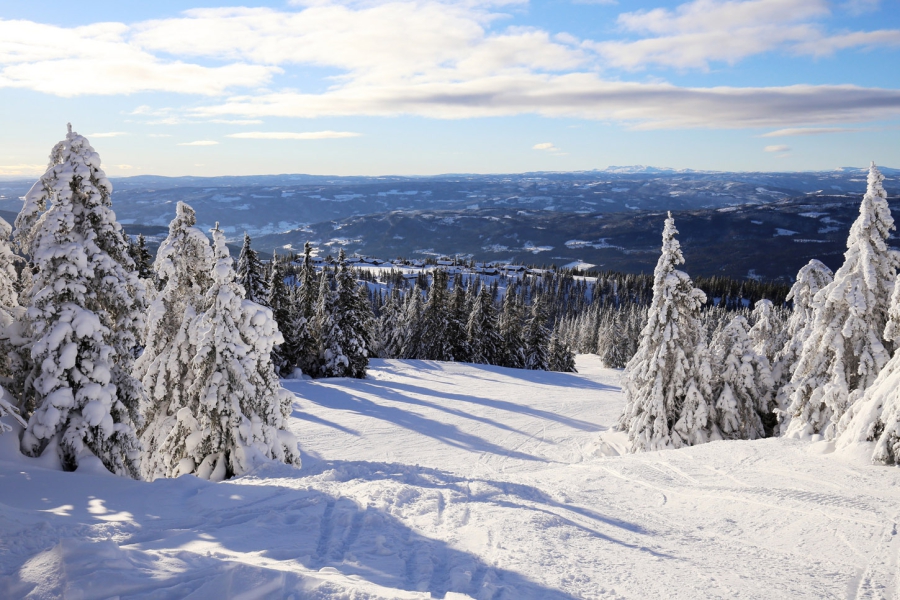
2;357;900;599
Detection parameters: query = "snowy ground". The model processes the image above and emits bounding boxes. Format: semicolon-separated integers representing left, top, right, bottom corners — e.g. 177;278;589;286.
2;357;899;599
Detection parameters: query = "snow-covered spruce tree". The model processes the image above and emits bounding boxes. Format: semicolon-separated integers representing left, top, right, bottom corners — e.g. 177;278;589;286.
294;242;320;376
14;125;147;476
499;284;525;368
523;296;550;370
237;232;268;305
0;217;26;389
418;269;453;360
837;276;900;464
467;284;504;365
0;216;26;433
787;163;898;439
160;225;299;481
314;267;348;377
399;285;425;359
128;233;154;282
447;275;471;362
748;300;784;367
710;316;773;440
136;202;214;481
772;260;834;425
548;327;577;373
617;213;715;453
267;253;298;377
376;288;402;358
333;250;373;378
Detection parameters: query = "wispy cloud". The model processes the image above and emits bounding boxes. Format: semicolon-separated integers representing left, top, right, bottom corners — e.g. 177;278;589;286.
761;127;864;137
0;163;45;176
226;131;361;139
587;0;900;70
764;144;791;152
177;140;219;146
533;142;560;151
87;131;128;138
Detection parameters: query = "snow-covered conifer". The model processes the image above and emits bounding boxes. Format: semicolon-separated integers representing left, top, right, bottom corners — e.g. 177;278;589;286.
158;225;299;481
237;232;268;305
837;275;900;464
467;284;503;365
399;286;425;359
293;242;320;376
418;269;453;360
499;285;525;368
137;202;214;480
548;327;577;373
772;260;833;427
314;267;348;377
14;125;146;476
333;250;373;378
617;213;715;452
787;163;898;439
447;276;470;362
266;253;297;377
523;296;550;370
128;233;154;282
710;316;773;440
0;216;25;433
748;300;784;366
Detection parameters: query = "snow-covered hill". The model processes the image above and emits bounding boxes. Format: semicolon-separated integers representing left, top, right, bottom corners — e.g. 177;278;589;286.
2;358;899;599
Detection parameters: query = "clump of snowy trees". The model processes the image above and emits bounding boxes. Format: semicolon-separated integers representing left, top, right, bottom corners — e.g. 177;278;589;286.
0;126;303;480
619;163;900;466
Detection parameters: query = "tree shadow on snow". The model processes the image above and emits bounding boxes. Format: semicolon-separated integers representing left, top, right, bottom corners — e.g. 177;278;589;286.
353;378;601;433
300;382;549;463
0;464;589;599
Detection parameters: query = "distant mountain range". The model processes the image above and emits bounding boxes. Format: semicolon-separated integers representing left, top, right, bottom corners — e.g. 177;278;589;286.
1;167;896;281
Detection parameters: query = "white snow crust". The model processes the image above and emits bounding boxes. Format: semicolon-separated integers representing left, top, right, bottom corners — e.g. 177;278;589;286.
2;357;900;599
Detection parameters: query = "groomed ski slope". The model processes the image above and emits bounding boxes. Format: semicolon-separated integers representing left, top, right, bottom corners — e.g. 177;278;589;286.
1;357;899;599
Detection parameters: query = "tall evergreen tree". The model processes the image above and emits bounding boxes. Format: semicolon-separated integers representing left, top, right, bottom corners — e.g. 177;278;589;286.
710;316;772;440
773;260;833;427
617;213;715;453
137;203;215;480
467;285;503;365
14;125;147;477
418;269;453;361
838;276;900;464
267;253;297;377
399;286;425;359
294;241;320;376
314;267;346;377
0;216;26;433
333;250;373;378
159;225;299;481
237;232;267;305
499;284;525;368
548;327;577;373
128;233;154;282
447;275;471;362
748;299;783;366
522;296;550;370
787;163;898;439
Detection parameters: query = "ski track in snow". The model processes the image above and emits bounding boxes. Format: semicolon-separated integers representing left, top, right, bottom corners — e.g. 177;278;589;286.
1;356;900;599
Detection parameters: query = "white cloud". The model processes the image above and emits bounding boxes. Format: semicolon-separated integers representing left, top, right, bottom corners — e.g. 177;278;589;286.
147;133;172;137
843;0;880;15
587;0;900;70
177;140;219;146
533;142;560;151
761;127;864;136
87;131;128;138
192;79;900;129
112;164;134;170
764;144;791;152
0;19;277;96
226;130;361;139
0;163;45;176
0;1;898;132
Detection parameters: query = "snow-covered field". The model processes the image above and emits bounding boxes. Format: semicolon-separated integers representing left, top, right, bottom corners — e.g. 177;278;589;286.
2;357;899;599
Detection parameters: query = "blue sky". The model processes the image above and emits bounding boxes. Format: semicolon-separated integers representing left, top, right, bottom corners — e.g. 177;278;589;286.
1;0;899;177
